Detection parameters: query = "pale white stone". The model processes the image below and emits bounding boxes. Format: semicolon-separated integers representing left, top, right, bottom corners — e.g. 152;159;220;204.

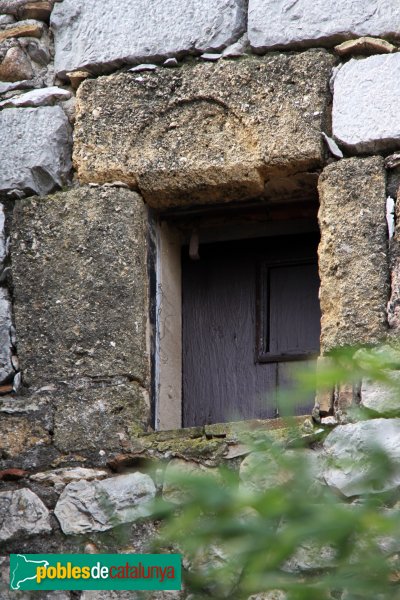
51;0;246;77
222;32;249;57
323;419;400;496
0;288;14;383
248;0;400;50
332;53;400;153
0;488;51;541
30;467;109;492
54;472;156;534
201;53;223;61
0;86;72;109
0;204;7;270
0;80;31;95
387;196;395;239
361;375;400;415
0;106;72;196
129;64;157;73
321;132;343;159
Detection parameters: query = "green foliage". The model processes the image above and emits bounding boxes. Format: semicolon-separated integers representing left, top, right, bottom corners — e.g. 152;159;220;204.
148;345;400;600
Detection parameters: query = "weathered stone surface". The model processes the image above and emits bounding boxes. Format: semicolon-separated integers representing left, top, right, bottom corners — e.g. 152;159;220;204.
0;288;15;383
0;86;71;108
0;106;71;196
0;414;51;458
318;157;388;352
283;541;336;573
222;32;249;57
240;449;323;493
334;37;396;56
240;451;292;492
74;51;333;207
163;458;219;503
18;1;53;21
248;0;400;51
30;467;109;492
0;19;44;42
54;472;156;534
0;15;15;25
53;382;150;452
333;54;400;153
0;44;33;81
0;79;31;95
0;395;50;414
0;488;51;541
361;375;400;416
386;153;400;170
323;419;400;496
0;0;54;16
51;0;246;77
65;69;89;90
12;187;149;387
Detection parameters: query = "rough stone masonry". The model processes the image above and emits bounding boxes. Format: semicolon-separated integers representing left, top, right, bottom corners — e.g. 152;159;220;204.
2;1;400;599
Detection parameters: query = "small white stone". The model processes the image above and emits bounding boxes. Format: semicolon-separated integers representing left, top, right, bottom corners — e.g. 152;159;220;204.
129;64;158;72
321;132;344;159
201;53;223;61
163;57;179;67
0;87;72;109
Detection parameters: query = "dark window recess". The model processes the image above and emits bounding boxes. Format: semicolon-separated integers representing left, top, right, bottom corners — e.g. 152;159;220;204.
257;260;321;362
182;233;321;427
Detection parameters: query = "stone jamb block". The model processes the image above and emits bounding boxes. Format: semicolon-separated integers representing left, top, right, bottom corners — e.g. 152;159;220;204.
12;187;150;388
318;157;389;353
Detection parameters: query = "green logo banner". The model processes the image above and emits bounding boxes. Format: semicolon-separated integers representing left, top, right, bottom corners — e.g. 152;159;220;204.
10;554;181;591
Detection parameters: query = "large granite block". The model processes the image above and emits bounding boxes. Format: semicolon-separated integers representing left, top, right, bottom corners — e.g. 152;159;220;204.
11;187;149;388
51;0;246;77
333;53;400;153
318;157;389;353
74;51;334;208
248;0;400;51
0;106;72;197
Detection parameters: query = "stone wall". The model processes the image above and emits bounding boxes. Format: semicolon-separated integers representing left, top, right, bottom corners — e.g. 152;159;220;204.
1;1;400;598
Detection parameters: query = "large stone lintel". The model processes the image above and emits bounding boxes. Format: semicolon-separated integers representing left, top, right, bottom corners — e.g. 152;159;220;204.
74;51;334;208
